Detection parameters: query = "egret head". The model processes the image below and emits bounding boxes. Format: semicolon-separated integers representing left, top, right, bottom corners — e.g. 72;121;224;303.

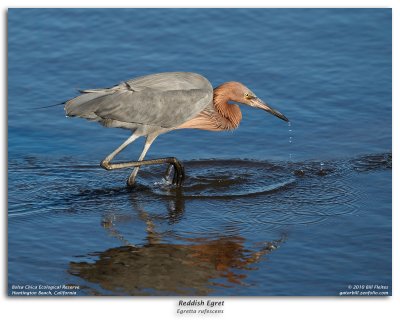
218;82;289;122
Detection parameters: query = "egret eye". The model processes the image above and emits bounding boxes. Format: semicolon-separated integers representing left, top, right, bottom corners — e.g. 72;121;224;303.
244;92;251;99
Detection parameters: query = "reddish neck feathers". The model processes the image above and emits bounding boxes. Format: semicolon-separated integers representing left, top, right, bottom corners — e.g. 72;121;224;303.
213;84;242;130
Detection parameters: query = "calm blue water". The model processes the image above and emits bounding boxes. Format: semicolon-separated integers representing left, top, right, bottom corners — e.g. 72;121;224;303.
8;9;391;296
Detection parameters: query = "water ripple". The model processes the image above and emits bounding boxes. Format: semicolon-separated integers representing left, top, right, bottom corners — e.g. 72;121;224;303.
8;153;391;231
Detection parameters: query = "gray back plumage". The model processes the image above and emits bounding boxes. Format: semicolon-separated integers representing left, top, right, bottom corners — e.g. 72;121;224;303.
65;72;213;132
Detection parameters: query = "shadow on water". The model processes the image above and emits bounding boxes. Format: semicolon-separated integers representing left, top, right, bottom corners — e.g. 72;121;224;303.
8;152;391;295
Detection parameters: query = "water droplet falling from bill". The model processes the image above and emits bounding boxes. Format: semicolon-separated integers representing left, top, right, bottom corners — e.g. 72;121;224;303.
288;121;293;162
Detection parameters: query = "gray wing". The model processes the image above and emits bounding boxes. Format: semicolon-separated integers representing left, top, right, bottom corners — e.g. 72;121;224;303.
65;72;213;129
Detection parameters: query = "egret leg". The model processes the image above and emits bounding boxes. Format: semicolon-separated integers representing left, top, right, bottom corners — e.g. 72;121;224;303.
100;133;185;186
107;157;184;187
100;133;140;169
126;134;157;186
124;157;185;187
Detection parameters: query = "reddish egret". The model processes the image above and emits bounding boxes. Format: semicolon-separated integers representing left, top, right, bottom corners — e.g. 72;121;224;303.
65;72;288;186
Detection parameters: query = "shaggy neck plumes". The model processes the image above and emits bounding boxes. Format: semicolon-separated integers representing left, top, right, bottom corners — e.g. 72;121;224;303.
213;83;242;130
177;82;243;131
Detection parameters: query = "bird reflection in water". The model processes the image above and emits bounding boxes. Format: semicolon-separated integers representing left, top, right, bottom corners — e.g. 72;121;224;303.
69;193;286;296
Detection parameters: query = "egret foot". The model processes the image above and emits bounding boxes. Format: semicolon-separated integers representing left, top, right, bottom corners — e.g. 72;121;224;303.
122;157;184;187
164;164;174;181
100;160;112;170
165;158;185;186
